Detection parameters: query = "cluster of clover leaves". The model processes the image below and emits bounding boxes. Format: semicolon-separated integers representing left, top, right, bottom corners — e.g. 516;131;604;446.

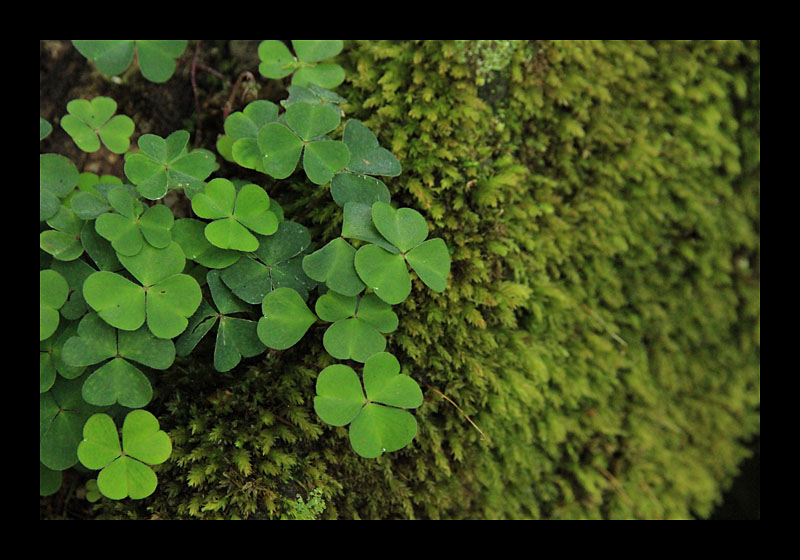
40;40;451;502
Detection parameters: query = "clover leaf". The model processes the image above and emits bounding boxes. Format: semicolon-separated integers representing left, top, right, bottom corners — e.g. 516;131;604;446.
176;270;265;372
171;218;241;269
94;186;174;256
61;312;175;408
77;409;172;500
258;102;350;185
315;291;398;363
314;352;422;458
351;202;452;304
82;242;202;339
330;173;391;208
40;203;85;262
40;153;79;222
60;97;134;154
41;321;85;393
124;130;218;200
302;237;365;297
72;40;187;83
258;40;345;89
257;287;317;350
40;269;69;341
191;179;278;251
342;119;402;177
220;220;316;304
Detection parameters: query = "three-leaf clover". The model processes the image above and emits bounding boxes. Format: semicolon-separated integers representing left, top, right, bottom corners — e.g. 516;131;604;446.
258;102;350;185
258;40;345;89
72;40;187;83
314;352;423;458
77;409;172;500
315;291;398;363
176;270;266;372
82;241;202;339
60;97;134;154
94;185;174;256
62;312;175;408
124;130;218;200
349;202;451;304
191;179;278;251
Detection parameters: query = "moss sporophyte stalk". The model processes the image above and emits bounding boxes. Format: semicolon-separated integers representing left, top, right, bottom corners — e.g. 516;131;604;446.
41;39;448;502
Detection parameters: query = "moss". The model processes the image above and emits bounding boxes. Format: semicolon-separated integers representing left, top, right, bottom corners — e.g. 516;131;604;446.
91;40;759;519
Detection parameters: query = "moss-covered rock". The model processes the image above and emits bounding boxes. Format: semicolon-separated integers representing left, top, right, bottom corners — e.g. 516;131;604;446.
90;40;759;520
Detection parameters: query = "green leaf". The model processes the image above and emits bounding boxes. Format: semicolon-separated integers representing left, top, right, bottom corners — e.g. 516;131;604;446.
258;122;304;179
191;177;236;218
72;40;135;77
77;409;172;500
61;313;174;407
302;237;365;296
303;139;350;185
371;202;428;253
220;221;315;304
330;173;391;208
285;102;340;141
40;270;69;341
83;271;146;331
205;217;258;252
293;64;345;89
40;154;79;221
354;244;411;305
41;377;107;471
362;352;422;408
314;290;357;322
342;119;401;177
81;357;153;409
316;293;397;363
313;364;366;426
312;352;422;458
61;97;134;154
215;316;265;372
349;404;417;459
292;40;343;63
72;40;186;83
145;273;203;339
135;40;187;83
258;40;297;79
322;317;386;363
234;184;278;235
117;241;185;287
257;287;317;350
341;202;400;254
172;218;241;269
192;180;277;250
405;237;451;293
125;131;217;200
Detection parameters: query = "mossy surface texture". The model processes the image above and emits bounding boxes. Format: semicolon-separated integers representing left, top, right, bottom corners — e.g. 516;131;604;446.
94;40;760;519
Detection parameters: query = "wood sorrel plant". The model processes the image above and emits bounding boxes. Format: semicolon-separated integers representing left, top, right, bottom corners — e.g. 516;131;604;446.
40;40;451;502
